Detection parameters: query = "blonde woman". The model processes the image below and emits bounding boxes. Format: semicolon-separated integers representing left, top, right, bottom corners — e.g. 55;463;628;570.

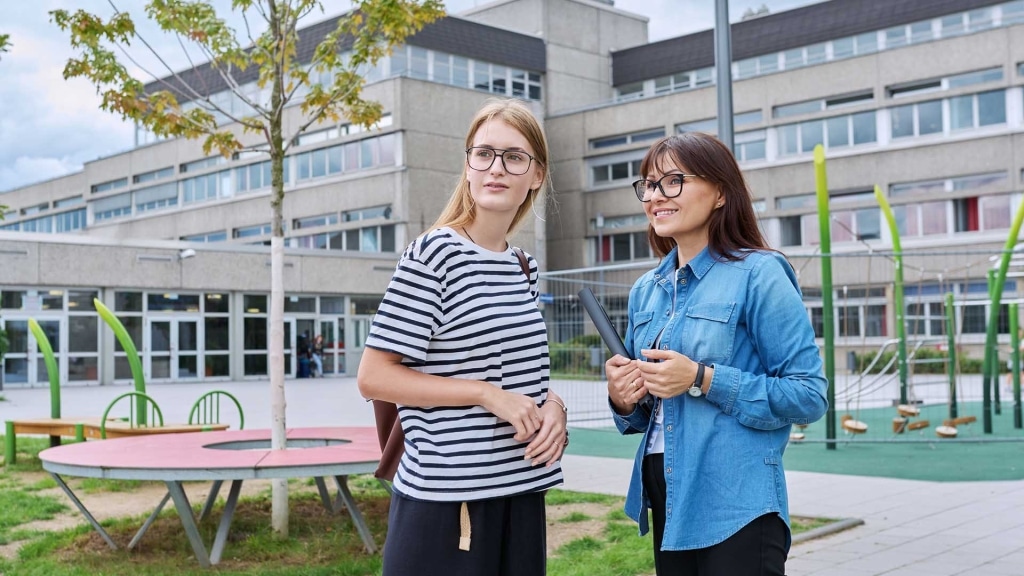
358;98;567;576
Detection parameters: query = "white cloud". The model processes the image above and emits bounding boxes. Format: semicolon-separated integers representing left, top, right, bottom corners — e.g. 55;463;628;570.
0;156;81;192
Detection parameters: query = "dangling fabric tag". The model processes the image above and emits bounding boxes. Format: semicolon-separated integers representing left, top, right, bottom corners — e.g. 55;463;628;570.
458;501;471;551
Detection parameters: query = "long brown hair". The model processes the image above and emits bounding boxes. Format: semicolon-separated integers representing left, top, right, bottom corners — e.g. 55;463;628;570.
429;98;551;235
641;133;768;259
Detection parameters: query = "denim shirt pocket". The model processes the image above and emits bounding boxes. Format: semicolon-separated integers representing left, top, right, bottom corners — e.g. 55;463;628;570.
684;302;736;363
630;310;656;355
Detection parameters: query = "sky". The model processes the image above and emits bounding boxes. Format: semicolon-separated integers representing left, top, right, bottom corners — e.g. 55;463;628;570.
0;0;820;193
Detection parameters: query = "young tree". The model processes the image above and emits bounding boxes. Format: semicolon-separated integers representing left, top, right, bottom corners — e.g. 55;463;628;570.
51;0;443;536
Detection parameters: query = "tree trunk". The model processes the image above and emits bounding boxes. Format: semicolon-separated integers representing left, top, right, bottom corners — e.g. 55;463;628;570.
269;235;288;536
268;11;288;529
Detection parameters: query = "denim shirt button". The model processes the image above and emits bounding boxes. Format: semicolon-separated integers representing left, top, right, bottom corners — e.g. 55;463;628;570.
666;467;672;475
661;345;668;350
680;278;686;285
666;424;673;432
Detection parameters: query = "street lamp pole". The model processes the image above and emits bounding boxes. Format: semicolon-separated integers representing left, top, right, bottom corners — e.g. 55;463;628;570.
714;0;735;152
596;213;605;305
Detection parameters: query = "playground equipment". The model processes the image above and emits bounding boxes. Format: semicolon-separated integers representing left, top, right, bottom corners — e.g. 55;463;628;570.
98;391;165;439
3;301;236;465
5;319;92;464
189;389;246;431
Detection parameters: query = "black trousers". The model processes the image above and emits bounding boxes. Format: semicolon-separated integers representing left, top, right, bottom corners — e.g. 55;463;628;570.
642;453;788;576
382;490;547;576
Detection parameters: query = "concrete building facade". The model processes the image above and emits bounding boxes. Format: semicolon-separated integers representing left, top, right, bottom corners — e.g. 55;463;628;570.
1;0;1022;387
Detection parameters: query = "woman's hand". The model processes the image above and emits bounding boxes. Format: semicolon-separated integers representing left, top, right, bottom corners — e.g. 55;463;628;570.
637;349;698;399
606;354;646;414
481;387;543;441
524;394;567;467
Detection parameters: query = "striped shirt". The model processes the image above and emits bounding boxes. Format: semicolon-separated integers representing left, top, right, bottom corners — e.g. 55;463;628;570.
365;227;563;501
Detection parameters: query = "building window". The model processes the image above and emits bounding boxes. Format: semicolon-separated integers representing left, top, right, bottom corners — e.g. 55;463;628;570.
893;201;948;237
893;89;1008;137
676;111;762;136
90;178;128;195
343;205;392;222
56;209;87;232
774;92;873;119
777;111;876;156
955;193;1013;232
293;213;340;229
233;223;272;239
234;160;287;193
594;231;650;264
180;156;225;173
133;166;175;184
778;214;817;247
831;208;881;242
735;130;767;162
294;133;396;182
889;67;1002;99
92;193;132;222
54;196;83;208
292;224;395;252
181;170;232;205
134;182;179;213
588;151;645;187
590;128;665;150
181;231;228;242
1005;1;1024;24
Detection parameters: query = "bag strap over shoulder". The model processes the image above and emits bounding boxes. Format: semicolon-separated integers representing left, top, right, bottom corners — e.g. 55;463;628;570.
513;247;530;279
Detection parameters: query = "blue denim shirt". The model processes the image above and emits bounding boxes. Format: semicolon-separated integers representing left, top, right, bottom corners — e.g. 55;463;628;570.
612;246;828;552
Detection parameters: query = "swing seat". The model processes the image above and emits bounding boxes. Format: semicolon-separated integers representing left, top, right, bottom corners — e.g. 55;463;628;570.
892;417;908;434
897;404;920;417
906;419;930;431
943;416;976;427
789;432;805;442
841;419;868;434
935;425;958;438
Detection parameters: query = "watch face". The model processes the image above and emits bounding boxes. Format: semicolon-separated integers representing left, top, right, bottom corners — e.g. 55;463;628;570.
688;386;703;397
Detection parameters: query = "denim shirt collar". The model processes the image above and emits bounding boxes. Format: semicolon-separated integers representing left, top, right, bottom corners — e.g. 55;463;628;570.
653;245;721;291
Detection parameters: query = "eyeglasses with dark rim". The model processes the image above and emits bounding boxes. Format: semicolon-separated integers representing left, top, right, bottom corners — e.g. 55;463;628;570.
632;173;703;202
465;147;535;175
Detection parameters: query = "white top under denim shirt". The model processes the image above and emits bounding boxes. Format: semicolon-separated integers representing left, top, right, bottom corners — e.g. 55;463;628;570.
610;246;828;552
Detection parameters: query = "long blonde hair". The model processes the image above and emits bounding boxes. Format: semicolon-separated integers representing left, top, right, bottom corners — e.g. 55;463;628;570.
429;98;551;235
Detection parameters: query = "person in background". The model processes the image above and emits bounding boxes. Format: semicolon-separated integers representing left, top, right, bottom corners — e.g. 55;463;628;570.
311;334;324;377
297;331;311;378
357;98;568;576
605;132;828;576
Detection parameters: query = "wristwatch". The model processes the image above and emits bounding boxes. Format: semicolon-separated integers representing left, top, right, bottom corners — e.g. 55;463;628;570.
688;362;707;397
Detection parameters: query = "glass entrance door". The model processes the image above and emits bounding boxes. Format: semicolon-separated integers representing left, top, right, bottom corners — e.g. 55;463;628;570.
1;316;63;387
281;318;293;378
319;318;345;376
145;318;200;381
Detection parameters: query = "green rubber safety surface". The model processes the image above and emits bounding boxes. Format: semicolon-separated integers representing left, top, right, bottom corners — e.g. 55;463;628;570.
566;400;1024;482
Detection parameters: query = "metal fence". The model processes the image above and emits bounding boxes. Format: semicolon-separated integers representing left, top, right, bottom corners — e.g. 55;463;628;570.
540;249;1024;441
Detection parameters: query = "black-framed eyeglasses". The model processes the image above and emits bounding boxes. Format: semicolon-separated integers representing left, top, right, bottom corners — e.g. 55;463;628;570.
466;147;535;175
632;173;703;202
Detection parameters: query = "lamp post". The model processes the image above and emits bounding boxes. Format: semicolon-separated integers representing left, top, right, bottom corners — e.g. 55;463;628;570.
714;0;735;152
596;213;605;305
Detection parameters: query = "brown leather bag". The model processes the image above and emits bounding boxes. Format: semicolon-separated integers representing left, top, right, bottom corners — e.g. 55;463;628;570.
373;247;532;481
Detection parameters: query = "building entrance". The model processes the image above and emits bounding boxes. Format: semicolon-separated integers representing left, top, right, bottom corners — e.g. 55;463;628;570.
145;317;200;381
